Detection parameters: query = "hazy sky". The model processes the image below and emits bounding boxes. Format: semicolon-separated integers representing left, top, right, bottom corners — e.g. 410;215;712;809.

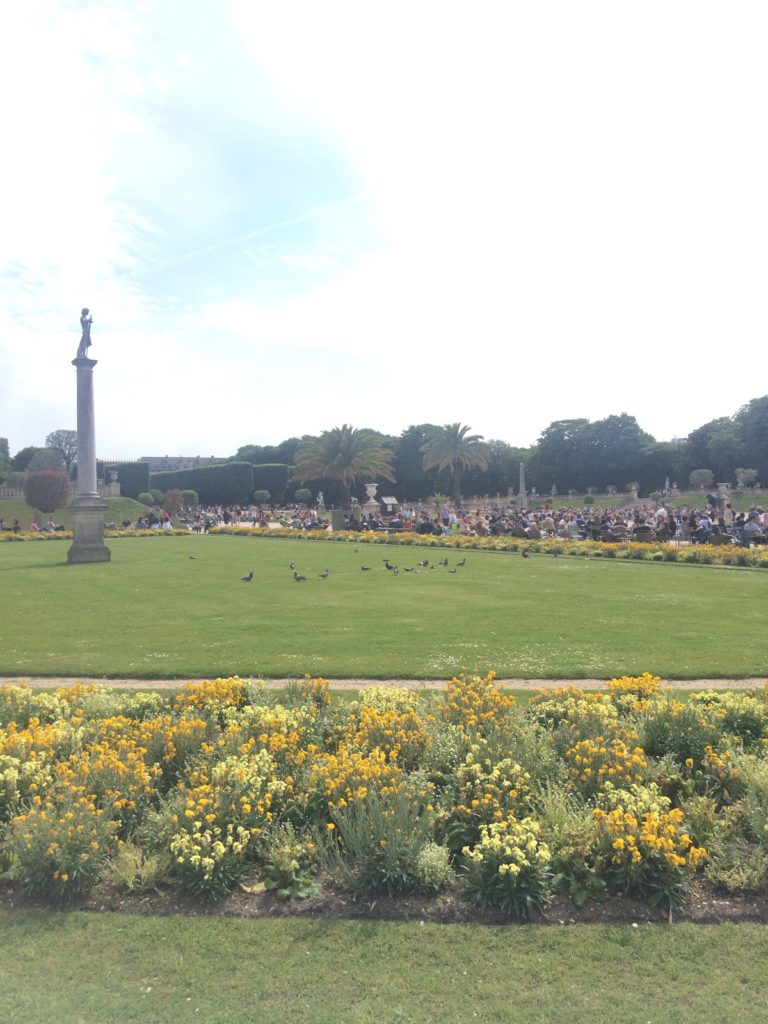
2;1;767;460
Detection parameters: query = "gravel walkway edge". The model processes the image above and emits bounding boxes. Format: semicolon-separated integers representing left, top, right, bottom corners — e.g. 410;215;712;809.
1;675;765;691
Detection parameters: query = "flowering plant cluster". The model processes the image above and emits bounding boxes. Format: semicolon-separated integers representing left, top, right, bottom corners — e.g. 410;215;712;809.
0;673;766;914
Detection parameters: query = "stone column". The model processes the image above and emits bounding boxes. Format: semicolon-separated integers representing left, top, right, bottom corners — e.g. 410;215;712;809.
68;357;111;563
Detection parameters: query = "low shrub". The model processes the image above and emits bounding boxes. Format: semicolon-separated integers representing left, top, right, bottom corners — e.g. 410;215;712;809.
461;815;552;919
319;787;434;898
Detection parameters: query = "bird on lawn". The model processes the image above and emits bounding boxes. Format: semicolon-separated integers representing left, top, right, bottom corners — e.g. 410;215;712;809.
242;572;254;581
383;559;394;570
289;562;296;570
456;558;466;567
293;571;307;582
403;567;415;573
438;557;449;566
449;568;457;573
361;566;371;571
392;566;399;575
418;560;430;567
188;555;198;560
319;569;329;578
521;551;529;559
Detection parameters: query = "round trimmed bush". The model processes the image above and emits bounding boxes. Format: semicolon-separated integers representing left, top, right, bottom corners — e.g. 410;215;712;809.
137;492;154;506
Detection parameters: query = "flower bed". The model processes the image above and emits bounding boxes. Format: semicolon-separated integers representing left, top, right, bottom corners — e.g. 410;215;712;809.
213;527;768;569
1;674;767;915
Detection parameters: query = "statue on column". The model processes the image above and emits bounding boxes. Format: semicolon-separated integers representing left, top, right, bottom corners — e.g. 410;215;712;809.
76;308;93;358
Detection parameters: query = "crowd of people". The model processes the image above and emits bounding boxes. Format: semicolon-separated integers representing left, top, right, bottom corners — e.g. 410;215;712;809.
168;498;768;547
3;499;766;547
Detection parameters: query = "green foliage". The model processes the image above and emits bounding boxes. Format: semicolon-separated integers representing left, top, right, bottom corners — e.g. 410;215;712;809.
10;446;45;472
6;786;119;904
103;462;150;500
180;489;199;506
689;468;714;490
461;814;552;918
0;437;10;484
110;842;172;892
27;448;66;472
320;788;434;898
292;425;396;508
23;469;70;514
421;423;490;505
413;841;454;891
293;487;312;503
163;489;183;515
137;492;154;506
704;835;768;892
45;430;78;471
261;822;320;900
169;821;253;900
149;489;164;504
736;755;768;848
151;462;254;505
253;489;271;503
251;463;289;503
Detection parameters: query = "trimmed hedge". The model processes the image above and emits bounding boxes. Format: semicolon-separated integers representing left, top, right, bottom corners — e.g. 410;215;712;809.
251;463;289;503
101;462;150;500
150;462;254;505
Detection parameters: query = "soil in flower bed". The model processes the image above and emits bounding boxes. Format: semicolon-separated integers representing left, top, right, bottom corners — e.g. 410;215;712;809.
0;877;766;926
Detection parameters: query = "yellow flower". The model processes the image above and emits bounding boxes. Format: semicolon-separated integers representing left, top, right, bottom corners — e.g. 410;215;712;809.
326;822;335;831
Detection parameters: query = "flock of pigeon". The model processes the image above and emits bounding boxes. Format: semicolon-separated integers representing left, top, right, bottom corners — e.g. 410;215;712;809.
239;556;468;583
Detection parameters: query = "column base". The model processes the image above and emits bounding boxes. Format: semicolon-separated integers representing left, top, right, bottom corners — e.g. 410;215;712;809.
67;496;111;564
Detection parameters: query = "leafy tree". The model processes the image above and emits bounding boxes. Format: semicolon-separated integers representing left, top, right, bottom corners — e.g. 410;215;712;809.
687;417;742;482
0;437;10;484
734;396;768;482
27;448;66;472
253;489;271;503
163;489;183;515
420;423;490;506
528;419;590;493
24;470;71;515
689;468;714;490
11;446;45;472
45;429;78;472
291;425;396;509
235;438;302;465
394;424;441;501
735;468;758;488
577;415;654;492
463;440;529;499
181;489;199;506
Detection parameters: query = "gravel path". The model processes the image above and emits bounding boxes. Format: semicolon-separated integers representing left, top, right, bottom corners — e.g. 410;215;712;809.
1;675;765;691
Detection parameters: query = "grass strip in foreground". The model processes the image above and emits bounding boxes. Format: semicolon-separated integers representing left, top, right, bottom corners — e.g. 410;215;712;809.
2;911;767;1024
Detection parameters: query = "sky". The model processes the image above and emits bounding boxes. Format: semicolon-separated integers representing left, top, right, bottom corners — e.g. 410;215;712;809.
2;0;767;461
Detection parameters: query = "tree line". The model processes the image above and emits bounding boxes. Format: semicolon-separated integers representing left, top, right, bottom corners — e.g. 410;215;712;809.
2;395;766;507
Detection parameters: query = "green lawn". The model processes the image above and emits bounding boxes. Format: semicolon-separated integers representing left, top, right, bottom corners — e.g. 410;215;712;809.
1;535;767;679
0;496;149;531
2;911;766;1024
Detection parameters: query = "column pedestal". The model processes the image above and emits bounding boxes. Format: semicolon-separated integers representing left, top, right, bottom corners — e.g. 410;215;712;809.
68;357;111;564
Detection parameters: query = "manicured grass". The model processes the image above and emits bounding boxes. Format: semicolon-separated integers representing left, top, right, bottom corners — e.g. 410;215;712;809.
2;535;767;679
0;496;149;531
1;910;766;1024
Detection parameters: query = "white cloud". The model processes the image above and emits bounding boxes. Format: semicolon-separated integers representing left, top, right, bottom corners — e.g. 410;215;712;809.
1;1;767;459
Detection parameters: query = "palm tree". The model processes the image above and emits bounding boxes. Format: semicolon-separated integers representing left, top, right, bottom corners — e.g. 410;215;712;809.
420;423;490;506
291;424;396;508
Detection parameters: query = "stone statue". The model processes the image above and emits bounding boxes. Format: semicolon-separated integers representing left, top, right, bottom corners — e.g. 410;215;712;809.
76;308;93;358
